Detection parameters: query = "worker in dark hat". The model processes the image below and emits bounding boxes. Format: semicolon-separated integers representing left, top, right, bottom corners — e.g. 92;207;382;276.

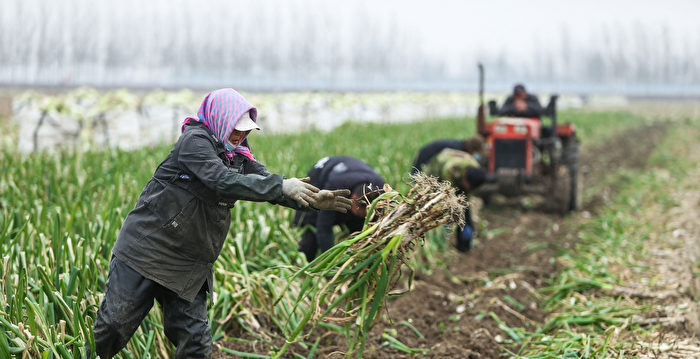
498;84;544;119
294;156;386;262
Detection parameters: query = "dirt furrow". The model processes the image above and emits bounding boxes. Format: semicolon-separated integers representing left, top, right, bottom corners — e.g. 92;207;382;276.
359;123;671;359
215;122;672;358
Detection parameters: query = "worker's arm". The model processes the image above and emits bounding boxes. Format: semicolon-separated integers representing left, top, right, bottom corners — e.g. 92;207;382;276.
243;158;310;210
177;132;288;203
412;145;435;174
412;141;454;174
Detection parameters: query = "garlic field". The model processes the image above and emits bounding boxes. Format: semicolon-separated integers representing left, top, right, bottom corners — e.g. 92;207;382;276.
1;92;698;358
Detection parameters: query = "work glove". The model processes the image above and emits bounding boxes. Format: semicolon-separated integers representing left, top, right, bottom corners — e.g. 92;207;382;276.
311;189;353;213
282;177;319;207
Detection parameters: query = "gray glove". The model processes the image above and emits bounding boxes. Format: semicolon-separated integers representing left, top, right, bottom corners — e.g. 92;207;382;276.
312;189;353;213
282;177;319;207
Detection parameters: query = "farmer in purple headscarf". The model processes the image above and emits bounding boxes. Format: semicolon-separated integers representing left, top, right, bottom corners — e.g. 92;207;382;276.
89;89;352;359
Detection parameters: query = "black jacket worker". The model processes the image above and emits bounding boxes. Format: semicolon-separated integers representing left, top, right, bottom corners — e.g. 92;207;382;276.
90;89;351;359
412;137;486;252
411;135;485;174
294;156;385;262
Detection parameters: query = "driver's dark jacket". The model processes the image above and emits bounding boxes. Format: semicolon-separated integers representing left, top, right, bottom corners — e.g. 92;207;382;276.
112;121;303;302
498;94;543;119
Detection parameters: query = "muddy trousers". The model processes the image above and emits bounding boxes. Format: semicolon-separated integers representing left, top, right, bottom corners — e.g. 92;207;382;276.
298;230;319;262
455;206;474;252
90;257;212;359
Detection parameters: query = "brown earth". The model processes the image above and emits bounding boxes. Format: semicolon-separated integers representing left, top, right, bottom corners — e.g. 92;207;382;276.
605;126;700;358
215;123;673;359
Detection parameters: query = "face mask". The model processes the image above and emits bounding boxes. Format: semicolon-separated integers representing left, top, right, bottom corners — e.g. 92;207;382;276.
225;141;236;151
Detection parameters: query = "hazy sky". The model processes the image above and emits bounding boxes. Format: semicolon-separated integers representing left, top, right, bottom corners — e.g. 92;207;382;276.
2;0;699;91
367;0;699;62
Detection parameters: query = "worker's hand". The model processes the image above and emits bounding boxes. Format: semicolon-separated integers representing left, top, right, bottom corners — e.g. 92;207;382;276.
311;189;353;213
282;177;319;207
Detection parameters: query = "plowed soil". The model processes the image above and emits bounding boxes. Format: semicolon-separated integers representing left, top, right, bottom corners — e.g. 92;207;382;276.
215;123;671;359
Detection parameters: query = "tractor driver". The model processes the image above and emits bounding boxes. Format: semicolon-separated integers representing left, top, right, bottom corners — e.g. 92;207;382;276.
422;148;487;252
498;84;544;119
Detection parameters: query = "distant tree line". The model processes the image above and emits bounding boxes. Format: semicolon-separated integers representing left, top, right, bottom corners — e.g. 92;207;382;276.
1;0;698;91
479;23;700;88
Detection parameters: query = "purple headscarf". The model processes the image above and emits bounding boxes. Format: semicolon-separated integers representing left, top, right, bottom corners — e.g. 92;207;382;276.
181;88;258;161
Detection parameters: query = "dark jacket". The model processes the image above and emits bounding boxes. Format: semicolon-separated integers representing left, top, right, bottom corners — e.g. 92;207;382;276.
412;139;465;174
112;121;304;302
293;156;384;253
498;94;543;119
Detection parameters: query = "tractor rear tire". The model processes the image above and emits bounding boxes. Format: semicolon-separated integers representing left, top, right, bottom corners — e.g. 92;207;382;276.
550;165;572;215
569;162;582;211
563;135;582;211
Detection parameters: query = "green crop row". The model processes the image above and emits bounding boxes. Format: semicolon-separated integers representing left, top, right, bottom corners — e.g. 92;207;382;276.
1;109;650;358
502;120;699;358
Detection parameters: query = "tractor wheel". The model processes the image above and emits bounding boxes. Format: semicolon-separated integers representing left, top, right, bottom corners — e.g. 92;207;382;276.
550;165;572;215
563;135;582;211
569;161;582;211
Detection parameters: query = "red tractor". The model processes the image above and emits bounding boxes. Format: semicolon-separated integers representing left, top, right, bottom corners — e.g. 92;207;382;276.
474;64;581;213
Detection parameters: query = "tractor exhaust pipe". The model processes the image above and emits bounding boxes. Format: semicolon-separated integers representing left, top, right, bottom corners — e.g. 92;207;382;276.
477;63;486;136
